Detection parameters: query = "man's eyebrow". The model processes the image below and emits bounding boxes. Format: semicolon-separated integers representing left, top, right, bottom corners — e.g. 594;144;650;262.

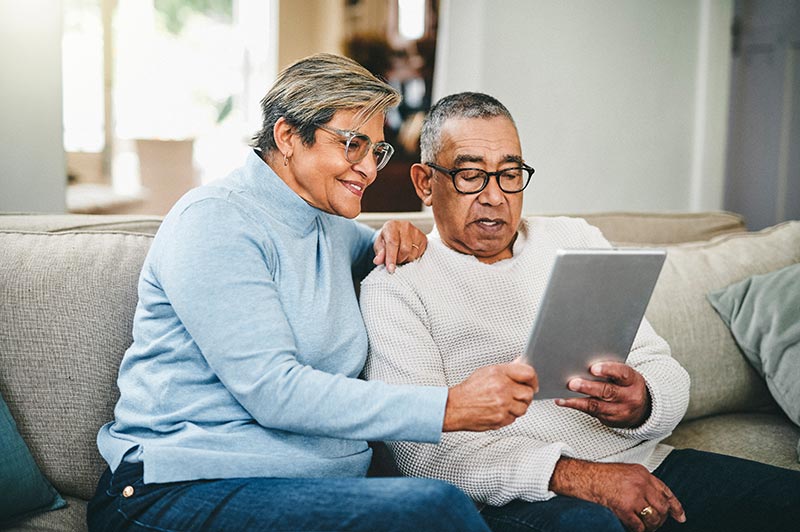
453;154;485;166
453;154;523;166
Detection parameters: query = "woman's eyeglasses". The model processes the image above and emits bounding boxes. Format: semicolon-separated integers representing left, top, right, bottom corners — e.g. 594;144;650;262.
317;125;395;171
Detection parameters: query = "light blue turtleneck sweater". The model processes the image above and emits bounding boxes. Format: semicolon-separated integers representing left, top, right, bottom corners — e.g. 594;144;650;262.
97;150;448;484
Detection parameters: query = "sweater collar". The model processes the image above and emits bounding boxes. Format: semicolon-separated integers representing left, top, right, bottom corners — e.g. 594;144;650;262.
243;149;321;236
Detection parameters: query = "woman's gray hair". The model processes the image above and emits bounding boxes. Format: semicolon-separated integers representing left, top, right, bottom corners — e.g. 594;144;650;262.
420;92;516;163
251;53;401;156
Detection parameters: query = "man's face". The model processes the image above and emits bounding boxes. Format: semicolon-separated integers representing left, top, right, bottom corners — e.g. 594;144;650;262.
422;116;525;264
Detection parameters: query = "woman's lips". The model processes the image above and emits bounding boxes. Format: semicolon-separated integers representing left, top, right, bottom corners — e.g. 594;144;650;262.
341;180;365;198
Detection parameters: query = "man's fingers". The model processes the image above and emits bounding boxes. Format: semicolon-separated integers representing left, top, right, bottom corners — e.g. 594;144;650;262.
664;488;686;523
556;395;627;421
591;361;635;385
567;377;620;401
504;362;538;388
510;382;535;405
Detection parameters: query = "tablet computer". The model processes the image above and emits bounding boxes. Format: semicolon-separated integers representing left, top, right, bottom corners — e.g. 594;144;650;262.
524;248;666;399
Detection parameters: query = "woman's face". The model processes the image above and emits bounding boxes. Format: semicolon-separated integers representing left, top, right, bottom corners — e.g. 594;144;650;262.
284;109;386;219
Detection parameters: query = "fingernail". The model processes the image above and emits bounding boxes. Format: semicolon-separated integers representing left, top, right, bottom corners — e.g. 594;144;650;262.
591;363;603;375
679;513;687;523
567;379;580;391
388;263;396;274
555;399;566;406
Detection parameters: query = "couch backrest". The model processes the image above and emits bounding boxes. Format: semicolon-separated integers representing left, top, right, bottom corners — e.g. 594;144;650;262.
0;229;153;500
356;210;747;245
0;213;162;235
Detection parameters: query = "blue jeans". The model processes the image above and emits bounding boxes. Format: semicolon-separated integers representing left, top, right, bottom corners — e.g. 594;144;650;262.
480;449;800;532
87;461;490;531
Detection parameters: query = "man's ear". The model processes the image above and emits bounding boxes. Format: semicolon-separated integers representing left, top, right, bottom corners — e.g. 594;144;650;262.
273;117;296;160
410;163;434;207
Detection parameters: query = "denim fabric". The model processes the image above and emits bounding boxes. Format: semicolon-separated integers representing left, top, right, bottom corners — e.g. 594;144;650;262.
87;462;490;532
481;449;800;532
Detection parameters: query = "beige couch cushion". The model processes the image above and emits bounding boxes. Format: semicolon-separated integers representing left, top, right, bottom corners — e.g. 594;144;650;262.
0;230;153;501
665;412;800;471
645;221;800;421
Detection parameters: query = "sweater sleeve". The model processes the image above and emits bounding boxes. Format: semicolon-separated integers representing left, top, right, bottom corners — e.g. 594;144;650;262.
362;275;570;505
612;318;691;439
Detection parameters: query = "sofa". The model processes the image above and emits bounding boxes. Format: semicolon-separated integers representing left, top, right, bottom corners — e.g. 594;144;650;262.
1;210;798;531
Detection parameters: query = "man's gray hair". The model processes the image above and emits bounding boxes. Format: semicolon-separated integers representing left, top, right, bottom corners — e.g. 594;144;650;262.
251;53;401;157
420;92;516;163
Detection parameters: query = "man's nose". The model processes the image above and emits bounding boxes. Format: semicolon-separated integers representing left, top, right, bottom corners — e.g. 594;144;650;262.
477;176;505;205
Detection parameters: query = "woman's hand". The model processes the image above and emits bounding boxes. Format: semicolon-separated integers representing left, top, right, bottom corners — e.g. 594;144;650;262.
373;220;427;273
443;360;538;432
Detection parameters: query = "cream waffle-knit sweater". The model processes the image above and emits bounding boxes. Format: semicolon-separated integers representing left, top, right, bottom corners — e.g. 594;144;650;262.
361;216;690;506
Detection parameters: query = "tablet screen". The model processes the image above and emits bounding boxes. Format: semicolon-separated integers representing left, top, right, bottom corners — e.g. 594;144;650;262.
525;248;666;399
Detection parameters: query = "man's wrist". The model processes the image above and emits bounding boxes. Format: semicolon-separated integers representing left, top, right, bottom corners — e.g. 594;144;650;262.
549;457;594;498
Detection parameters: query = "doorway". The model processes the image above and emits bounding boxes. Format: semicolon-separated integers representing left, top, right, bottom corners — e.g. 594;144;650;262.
724;0;800;230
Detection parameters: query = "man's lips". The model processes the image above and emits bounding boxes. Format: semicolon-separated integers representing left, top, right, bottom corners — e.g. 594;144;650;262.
341;180;366;197
472;218;507;229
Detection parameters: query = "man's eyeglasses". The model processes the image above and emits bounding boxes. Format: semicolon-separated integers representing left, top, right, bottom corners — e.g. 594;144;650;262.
317;125;395;171
426;162;535;194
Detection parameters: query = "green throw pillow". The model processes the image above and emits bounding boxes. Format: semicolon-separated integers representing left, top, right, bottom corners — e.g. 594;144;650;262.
0;391;66;525
707;262;800;431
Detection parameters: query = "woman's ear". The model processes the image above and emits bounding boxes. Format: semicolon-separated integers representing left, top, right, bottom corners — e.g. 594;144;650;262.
273;117;295;160
410;163;434;207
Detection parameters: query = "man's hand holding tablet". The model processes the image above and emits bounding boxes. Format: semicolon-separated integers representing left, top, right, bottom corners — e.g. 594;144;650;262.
524;248;666;418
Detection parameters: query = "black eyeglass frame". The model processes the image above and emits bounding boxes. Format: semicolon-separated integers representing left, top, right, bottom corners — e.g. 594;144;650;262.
316;124;395;171
426;162;535;194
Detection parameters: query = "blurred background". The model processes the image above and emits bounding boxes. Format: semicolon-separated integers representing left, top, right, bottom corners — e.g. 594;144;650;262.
0;0;798;229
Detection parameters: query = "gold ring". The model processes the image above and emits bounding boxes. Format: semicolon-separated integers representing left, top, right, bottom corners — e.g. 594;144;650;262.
411;243;420;250
639;506;654;519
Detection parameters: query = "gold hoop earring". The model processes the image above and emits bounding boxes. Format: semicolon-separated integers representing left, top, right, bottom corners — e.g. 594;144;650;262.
283;152;291;166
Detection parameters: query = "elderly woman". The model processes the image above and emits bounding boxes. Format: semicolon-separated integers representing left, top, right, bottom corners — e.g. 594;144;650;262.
87;54;536;531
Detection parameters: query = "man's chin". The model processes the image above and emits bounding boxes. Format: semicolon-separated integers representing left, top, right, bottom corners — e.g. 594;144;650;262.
464;238;516;262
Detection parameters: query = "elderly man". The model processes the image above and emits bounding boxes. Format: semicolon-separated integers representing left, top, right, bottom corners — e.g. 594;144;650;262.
360;92;800;532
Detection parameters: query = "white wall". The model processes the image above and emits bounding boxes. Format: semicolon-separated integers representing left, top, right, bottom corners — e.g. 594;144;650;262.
434;0;733;214
0;0;66;213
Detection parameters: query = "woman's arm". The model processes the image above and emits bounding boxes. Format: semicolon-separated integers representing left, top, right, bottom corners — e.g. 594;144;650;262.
154;198;447;443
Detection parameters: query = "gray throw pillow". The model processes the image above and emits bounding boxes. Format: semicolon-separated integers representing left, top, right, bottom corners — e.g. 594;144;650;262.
707;263;800;433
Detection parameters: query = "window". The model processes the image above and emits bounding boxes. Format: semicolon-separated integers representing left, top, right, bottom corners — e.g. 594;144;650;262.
62;0;277;213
